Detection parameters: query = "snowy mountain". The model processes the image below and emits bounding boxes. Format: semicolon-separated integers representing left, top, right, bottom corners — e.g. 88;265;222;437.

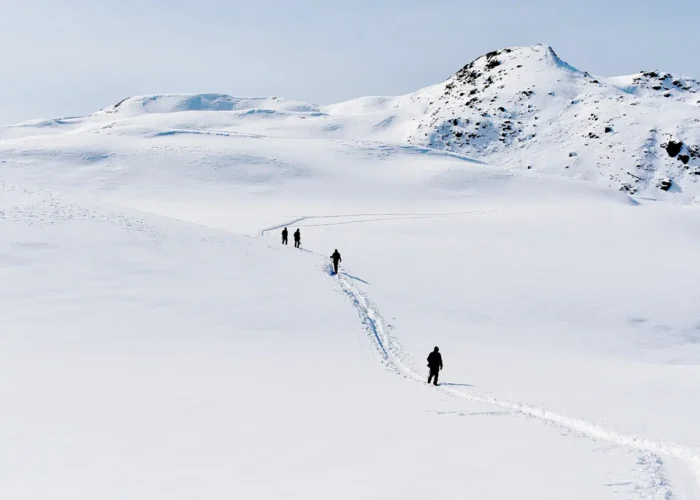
2;44;700;500
328;44;700;199
4;44;699;200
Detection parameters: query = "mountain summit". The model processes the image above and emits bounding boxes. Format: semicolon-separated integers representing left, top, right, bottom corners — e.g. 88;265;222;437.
400;44;700;195
324;44;700;197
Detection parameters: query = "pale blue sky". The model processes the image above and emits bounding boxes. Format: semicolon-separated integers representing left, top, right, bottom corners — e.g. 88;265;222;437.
1;0;699;124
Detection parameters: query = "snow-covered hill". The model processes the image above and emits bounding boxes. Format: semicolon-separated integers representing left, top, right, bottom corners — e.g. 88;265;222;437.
327;44;700;199
2;44;700;500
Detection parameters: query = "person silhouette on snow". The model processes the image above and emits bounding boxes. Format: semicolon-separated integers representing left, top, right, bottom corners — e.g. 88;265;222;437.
331;249;342;274
427;346;443;386
294;229;301;248
281;227;288;245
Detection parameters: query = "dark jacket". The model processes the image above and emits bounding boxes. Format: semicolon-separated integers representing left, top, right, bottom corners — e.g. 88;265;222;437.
282;228;288;237
294;230;300;240
331;251;341;262
427;351;443;370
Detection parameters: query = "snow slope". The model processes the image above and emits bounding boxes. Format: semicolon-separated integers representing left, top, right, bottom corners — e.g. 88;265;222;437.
2;44;700;499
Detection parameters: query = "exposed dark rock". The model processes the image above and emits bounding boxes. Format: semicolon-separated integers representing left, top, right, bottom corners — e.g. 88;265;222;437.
665;141;683;157
658;178;672;191
605;126;613;133
113;97;130;109
678;154;690;164
456;69;482;84
485;58;501;70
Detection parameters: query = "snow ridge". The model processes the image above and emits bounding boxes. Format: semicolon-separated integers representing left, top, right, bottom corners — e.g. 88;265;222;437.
97;94;321;116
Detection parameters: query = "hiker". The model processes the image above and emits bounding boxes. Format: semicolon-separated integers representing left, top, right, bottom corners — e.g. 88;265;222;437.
281;227;288;245
294;229;301;248
330;249;342;274
427;346;443;386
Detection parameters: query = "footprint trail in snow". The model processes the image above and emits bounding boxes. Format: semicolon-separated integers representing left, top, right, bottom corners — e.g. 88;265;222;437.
262;212;700;499
337;265;699;499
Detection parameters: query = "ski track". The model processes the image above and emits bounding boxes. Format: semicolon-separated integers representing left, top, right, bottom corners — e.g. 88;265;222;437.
261;212;700;499
259;210;498;236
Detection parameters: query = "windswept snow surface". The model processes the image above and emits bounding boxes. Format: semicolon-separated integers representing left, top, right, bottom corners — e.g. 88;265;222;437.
3;46;700;499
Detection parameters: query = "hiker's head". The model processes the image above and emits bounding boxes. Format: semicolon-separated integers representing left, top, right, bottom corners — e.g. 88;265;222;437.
434;346;439;352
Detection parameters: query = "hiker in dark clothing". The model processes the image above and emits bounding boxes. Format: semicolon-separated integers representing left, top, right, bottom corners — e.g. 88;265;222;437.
427;346;443;386
330;249;342;274
294;229;301;248
281;227;288;245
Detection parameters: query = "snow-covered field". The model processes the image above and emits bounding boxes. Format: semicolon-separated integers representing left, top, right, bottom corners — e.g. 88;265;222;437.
2;45;700;499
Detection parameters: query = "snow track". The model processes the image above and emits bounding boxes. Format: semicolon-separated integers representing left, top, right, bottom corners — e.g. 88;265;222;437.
261;212;700;498
260;210;498;236
336;267;699;498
